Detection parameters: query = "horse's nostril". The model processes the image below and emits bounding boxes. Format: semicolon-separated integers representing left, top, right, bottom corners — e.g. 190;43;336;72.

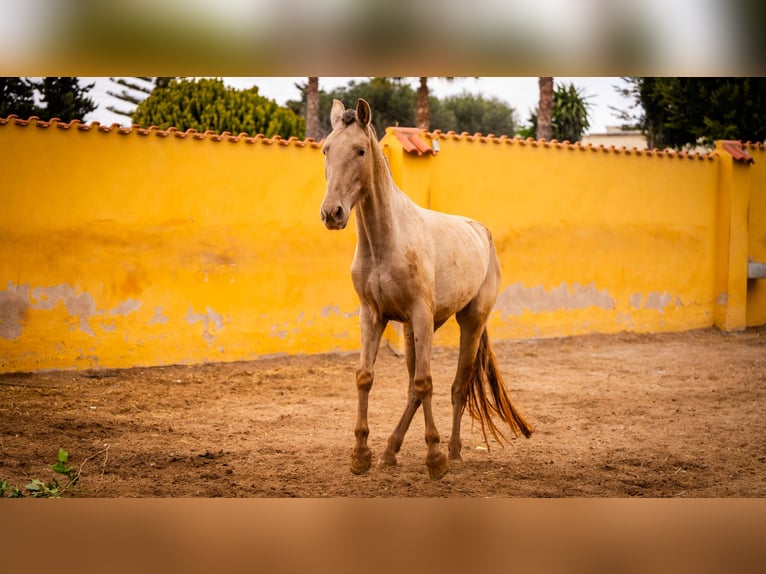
332;206;344;222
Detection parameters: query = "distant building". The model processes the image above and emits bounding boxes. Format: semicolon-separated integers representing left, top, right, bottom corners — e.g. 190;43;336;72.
582;126;647;149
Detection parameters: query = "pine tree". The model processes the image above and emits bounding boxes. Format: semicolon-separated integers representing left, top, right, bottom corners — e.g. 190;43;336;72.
107;77;175;120
0;77;39;119
28;77;97;122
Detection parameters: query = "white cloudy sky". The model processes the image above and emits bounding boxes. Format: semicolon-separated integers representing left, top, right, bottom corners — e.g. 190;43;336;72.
84;77;635;135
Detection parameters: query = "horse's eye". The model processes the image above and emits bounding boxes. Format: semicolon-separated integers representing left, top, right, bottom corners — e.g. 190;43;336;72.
322;148;327;155
358;149;366;157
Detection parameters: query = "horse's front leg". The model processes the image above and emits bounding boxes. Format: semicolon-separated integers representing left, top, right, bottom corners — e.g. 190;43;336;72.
411;303;449;480
379;322;421;468
351;304;387;475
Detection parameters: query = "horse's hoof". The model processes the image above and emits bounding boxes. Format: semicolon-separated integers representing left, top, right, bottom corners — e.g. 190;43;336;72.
350;448;372;475
448;439;463;464
377;452;397;469
427;452;449;480
448;452;464;466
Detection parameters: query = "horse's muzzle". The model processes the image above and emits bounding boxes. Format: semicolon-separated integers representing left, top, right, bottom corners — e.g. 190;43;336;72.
320;204;347;230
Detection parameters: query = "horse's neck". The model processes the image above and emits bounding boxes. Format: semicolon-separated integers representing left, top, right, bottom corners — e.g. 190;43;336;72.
354;151;412;257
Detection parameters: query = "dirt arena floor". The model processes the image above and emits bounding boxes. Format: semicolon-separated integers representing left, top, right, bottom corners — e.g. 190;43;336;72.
1;327;765;497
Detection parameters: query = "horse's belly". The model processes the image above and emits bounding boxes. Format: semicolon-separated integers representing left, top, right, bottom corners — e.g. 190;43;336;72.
433;266;487;322
432;249;490;321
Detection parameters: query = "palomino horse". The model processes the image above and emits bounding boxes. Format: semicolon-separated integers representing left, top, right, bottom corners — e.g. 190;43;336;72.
320;98;533;479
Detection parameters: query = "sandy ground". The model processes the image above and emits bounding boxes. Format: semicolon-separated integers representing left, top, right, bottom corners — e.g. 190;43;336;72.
1;327;765;497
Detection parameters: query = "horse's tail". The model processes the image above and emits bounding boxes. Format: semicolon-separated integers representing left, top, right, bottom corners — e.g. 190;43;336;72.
463;329;533;446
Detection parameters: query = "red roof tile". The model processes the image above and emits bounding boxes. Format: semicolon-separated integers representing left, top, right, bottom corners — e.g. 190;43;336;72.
720;140;755;164
389;127;436;156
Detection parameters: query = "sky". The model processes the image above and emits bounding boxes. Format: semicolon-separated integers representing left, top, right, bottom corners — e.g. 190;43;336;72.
83;77;635;136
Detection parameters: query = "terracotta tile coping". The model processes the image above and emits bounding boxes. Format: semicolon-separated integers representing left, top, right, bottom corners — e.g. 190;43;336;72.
2;116;762;161
0;115;323;148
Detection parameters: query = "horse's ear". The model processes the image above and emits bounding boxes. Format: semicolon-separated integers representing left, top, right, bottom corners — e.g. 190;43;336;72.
356;99;371;127
331;99;345;130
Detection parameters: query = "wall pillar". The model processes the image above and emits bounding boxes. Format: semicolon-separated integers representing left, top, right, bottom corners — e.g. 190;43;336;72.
714;141;753;331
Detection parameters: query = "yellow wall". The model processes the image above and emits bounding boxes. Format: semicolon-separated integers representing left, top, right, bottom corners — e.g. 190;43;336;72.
382;131;731;346
746;144;766;326
0;118;763;372
0;118;360;372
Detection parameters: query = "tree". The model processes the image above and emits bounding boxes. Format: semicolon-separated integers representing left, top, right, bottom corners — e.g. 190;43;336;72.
430;91;517;136
520;81;592;142
414;77;459;131
132;78;305;138
0;77;38;119
107;77;175;120
551;82;591;142
305;77;321;140
288;77;417;138
613;77;766;149
1;77;97;122
28;77;97;122
611;77;664;148
536;77;554;140
288;77;517;139
416;77;430;130
287;77;322;139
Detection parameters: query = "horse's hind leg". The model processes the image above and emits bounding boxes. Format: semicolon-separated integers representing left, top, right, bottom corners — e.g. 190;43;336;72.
449;308;486;464
449;247;500;462
379;322;421;468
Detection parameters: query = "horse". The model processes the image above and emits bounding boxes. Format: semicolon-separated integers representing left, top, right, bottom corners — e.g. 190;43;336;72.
319;98;533;479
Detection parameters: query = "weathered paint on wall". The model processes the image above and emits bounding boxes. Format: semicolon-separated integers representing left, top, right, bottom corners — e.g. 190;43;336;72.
0;117;763;372
0;118;361;372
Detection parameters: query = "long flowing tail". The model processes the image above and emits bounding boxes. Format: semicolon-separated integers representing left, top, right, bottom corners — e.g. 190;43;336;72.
463;329;533;446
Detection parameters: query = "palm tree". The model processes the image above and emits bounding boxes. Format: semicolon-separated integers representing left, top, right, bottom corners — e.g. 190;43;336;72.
537;77;554;140
521;80;592;142
414;77;456;131
416;77;430;130
305;77;321;140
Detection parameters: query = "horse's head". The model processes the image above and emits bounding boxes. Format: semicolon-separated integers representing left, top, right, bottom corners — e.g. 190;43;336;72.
320;98;374;230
